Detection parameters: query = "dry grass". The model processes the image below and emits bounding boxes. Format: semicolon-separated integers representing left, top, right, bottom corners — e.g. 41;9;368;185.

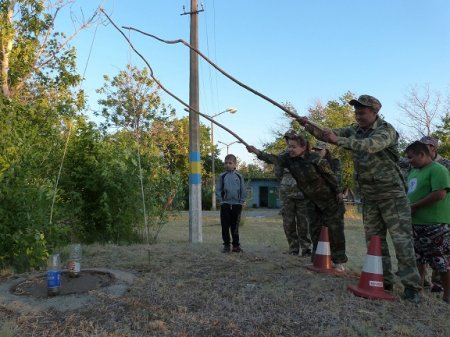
1;208;450;336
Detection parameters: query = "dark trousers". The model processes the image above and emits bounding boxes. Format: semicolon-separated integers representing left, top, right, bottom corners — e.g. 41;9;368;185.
220;203;242;247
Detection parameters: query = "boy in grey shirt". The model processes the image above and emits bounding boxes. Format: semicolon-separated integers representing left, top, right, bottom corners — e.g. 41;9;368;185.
216;154;246;252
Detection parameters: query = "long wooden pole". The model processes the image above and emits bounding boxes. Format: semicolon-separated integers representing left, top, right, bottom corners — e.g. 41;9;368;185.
188;0;202;243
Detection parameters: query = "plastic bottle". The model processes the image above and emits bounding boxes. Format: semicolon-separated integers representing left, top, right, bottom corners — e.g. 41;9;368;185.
68;244;81;277
47;253;61;296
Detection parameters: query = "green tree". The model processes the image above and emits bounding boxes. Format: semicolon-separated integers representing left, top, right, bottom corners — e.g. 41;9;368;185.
260;94;357;190
307;92;357;190
434;113;450;157
148;116;215;209
59;120;182;244
96;64;182;242
238;162;274;179
1;0;97;107
96;64;172;132
0;0;97;270
0;97;71;271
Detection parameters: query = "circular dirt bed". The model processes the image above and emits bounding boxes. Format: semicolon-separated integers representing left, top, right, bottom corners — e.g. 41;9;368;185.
11;270;115;298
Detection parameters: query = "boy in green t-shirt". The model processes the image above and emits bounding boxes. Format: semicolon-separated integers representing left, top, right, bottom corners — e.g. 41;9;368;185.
406;141;450;304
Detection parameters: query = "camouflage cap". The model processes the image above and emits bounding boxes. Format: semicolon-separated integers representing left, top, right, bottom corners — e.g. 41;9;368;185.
349;95;382;109
419;136;438;148
284;129;297;139
312;141;329;150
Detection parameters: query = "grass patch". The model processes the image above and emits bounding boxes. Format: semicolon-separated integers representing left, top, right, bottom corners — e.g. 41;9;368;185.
1;209;449;336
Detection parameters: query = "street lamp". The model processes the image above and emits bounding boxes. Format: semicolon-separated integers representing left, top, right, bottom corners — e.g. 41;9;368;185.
210;107;237;210
218;140;240;155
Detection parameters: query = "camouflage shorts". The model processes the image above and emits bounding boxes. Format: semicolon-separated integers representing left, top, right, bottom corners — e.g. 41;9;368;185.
413;224;450;273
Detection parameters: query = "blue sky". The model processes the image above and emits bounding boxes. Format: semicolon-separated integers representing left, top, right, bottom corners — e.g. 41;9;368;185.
57;0;450;164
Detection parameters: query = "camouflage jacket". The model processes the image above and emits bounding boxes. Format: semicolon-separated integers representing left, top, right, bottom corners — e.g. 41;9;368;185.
276;150;305;200
257;151;341;204
328;158;343;189
280;169;305;200
308;117;405;201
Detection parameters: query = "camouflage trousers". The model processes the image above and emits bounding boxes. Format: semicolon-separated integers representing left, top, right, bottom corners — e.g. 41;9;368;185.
310;198;347;264
280;197;312;254
362;197;421;290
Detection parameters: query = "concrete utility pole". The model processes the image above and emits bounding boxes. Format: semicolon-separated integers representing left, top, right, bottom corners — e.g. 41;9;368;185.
183;0;204;243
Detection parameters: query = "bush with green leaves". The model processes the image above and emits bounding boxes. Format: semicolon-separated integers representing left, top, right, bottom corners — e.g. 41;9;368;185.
58;123;184;244
0;100;71;272
0;103;184;271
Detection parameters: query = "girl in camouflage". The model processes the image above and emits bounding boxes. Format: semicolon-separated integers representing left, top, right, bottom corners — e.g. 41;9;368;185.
247;135;347;270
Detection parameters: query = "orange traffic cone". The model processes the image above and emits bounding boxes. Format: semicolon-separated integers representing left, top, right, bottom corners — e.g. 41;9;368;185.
348;235;395;301
307;226;335;274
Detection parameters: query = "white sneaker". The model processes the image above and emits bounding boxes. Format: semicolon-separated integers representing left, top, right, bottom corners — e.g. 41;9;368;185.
333;263;346;272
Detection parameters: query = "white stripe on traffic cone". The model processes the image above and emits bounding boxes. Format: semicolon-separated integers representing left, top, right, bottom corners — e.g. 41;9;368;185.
348;235;395;301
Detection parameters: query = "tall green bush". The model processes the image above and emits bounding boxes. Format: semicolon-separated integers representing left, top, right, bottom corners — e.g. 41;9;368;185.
0;99;71;271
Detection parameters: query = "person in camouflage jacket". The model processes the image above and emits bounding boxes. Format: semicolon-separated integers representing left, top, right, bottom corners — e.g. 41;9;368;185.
297;94;421;303
311;141;346;250
277;130;312;256
312;141;343;188
247;135;348;268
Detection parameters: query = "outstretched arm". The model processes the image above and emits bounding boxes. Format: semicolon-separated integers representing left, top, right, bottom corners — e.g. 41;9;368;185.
246;145;283;167
295;116;338;144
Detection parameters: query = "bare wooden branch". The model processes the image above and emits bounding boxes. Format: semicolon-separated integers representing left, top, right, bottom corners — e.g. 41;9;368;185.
121;26;301;121
100;8;249;147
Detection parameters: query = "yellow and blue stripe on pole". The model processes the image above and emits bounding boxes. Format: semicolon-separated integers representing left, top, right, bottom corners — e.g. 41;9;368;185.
189;151;201;184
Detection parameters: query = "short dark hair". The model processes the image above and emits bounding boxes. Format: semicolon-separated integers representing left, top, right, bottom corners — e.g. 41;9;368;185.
405;141;431;157
224;154;237;163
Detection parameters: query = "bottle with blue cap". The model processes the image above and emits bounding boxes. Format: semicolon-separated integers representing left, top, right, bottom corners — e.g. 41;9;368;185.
47;253;61;296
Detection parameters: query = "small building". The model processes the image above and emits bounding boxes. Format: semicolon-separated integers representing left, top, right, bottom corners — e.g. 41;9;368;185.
245;179;360;210
246;178;280;208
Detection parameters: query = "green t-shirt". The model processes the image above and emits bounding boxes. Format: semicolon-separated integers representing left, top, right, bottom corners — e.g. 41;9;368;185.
407;162;450;225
